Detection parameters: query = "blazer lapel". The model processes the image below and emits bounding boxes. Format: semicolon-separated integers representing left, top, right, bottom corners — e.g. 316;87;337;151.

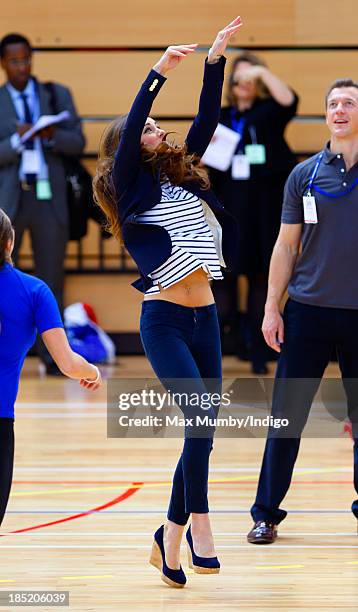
37;80;51;115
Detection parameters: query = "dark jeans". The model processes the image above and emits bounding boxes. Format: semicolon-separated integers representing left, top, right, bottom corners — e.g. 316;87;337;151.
0;418;14;527
140;300;222;525
251;299;358;524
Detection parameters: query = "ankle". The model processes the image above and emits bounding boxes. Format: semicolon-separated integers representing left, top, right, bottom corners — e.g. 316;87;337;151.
191;514;212;535
164;521;184;543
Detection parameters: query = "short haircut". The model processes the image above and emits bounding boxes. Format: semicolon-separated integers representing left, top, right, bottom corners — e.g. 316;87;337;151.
0;33;32;59
325;78;358;106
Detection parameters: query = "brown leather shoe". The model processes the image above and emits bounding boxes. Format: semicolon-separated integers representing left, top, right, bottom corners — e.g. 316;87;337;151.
247;521;277;544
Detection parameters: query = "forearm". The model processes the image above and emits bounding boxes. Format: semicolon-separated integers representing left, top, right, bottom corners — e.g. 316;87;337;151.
259;67;295;107
60;350;99;381
266;239;299;310
42;328;98;381
197;56;226;124
113;69;166;190
185;56;226;157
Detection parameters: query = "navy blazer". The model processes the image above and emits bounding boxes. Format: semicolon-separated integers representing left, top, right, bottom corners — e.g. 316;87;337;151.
112;56;239;292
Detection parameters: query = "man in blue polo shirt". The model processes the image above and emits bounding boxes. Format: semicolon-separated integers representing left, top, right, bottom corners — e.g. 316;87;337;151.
247;78;358;544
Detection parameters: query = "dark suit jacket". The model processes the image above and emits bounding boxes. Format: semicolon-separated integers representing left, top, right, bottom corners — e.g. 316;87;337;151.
112;56;239;293
0;77;85;226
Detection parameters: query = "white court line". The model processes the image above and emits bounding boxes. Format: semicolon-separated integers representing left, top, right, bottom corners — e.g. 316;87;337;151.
2;532;356;537
13;466;257;473
0;545;357;550
16;402;108;408
13;466;352;473
15;401;335;409
14;414;105;418
5;509;354;514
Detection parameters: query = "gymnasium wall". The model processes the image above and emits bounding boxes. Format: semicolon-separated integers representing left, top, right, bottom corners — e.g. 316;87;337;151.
1;1;357;348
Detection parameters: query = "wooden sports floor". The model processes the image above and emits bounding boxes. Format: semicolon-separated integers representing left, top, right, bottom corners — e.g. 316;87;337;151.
1;356;357;611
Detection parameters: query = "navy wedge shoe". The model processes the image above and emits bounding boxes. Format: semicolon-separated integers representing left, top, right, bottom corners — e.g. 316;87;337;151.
186;525;220;574
149;525;187;588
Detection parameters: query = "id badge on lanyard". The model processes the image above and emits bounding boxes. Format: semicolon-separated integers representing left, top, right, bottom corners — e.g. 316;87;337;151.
232;154;250;179
230;113;250;180
303;195;318;223
245;126;266;165
303;151;324;224
22;149;41;174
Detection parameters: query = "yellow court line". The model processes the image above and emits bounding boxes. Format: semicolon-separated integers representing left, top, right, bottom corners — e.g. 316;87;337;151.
11;467;347;498
0;579;15;583
11;478;251;497
255;565;304;570
61;575;114;581
288;468;351;477
345;561;358;565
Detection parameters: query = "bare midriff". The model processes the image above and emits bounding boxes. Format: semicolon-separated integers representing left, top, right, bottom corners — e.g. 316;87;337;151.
143;268;215;307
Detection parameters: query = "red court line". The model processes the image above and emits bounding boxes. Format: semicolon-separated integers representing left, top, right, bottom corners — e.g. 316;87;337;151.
0;482;143;538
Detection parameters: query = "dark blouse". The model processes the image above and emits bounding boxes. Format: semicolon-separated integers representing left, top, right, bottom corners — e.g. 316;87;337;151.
209;93;299;275
219;94;299;175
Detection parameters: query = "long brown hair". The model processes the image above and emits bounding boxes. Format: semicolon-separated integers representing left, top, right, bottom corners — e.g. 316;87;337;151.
226;51;269;107
93;117;210;241
0;209;14;266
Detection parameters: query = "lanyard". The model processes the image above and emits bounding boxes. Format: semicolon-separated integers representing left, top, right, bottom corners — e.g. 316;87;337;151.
314;179;358;199
307;151;358;198
230;111;258;152
230;109;246;137
307;151;324;196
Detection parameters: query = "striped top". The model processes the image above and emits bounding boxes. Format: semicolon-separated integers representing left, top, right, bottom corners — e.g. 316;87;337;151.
135;180;224;294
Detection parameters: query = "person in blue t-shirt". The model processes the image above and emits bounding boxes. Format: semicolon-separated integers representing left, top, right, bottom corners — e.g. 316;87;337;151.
0;208;102;526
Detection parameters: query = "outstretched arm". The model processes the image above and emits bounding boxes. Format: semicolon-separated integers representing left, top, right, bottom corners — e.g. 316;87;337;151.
113;45;197;198
186;16;243;157
42;328;102;390
34;282;102;390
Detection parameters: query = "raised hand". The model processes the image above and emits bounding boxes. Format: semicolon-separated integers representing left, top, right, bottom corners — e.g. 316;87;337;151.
237;64;265;83
153;44;198;76
208;16;243;61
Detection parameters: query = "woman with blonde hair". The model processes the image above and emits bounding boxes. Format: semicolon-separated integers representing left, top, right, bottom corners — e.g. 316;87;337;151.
93;17;242;587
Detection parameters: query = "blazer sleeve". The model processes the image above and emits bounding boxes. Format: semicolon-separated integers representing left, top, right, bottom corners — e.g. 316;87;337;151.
112;69;167;196
185;56;226;159
0;135;20;167
50;84;85;156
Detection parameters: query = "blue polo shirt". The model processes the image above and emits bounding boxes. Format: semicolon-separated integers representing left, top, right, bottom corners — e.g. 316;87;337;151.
281;143;358;309
0;263;63;419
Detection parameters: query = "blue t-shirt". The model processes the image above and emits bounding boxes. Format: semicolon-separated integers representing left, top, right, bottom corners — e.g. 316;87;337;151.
0;264;64;418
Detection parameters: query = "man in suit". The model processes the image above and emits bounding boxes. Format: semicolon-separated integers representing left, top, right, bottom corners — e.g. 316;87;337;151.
0;33;85;374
